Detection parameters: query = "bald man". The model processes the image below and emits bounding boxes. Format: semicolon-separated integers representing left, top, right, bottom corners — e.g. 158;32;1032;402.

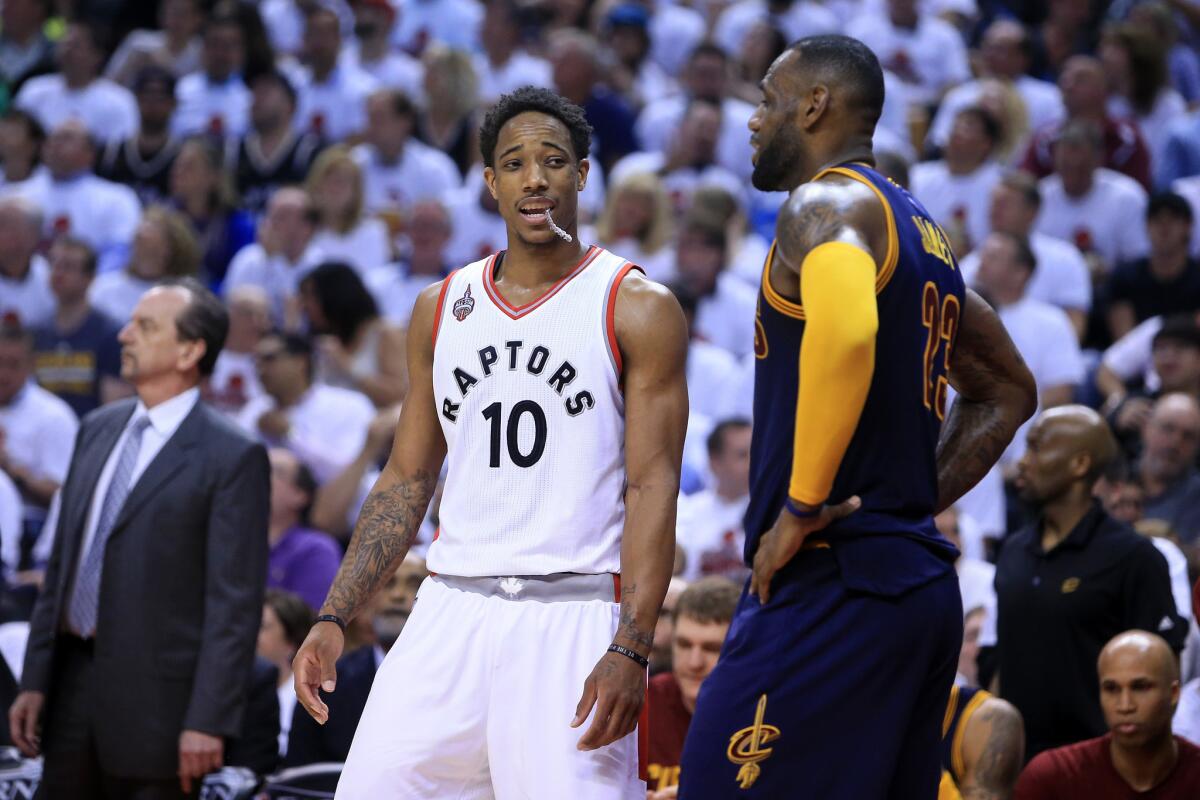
1139;393;1200;547
1015;631;1200;798
991;407;1185;759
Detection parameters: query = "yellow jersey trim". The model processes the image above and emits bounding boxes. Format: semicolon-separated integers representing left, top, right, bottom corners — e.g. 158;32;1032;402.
760;165;900;319
942;686;959;738
951;689;992;780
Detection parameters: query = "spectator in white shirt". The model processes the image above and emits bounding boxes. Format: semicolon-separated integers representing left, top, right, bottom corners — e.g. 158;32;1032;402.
91;206;201;325
635;43;757;182
443;168;508;268
0;109;45;189
367;199;452;328
15;21;138;146
928;19;1065;153
474;0;553;105
959;170;1092;338
1035;120;1150;275
171;10;250;138
672;212;757;358
972;230;1085;464
0;196;53;330
344;0;423;101
352;90;461;223
589;171;675;283
0;324;78;514
670;283;740;422
207;285;269;417
293;6;379;142
714;0;838;65
224;186;325;328
105;0;204;87
8;119;142;275
305;146;392;275
910;107;1004;257
603;4;676;112
846;0;970;105
390;0;483;55
675;419;752;582
238;329;375;484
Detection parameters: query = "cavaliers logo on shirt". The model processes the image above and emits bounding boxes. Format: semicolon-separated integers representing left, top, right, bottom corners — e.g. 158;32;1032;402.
453;285;476;321
727;694;781;789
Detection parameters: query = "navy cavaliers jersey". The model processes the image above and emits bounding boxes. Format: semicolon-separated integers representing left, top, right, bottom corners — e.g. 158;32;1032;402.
939;685;991;799
745;162;963;594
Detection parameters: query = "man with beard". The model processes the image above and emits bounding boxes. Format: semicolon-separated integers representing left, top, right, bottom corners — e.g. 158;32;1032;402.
990;407;1184;760
678;35;1037;799
283;555;429;766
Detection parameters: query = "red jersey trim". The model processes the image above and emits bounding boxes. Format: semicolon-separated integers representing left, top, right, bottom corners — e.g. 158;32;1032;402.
605;262;644;378
483;245;600;319
431;270;460;348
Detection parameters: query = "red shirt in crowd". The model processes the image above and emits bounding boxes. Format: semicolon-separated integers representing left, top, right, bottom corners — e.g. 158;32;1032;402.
647;671;692;792
1014;734;1200;799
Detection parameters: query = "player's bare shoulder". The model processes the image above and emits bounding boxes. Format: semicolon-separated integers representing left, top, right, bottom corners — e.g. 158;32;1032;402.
613;270;688;367
775;173;889;273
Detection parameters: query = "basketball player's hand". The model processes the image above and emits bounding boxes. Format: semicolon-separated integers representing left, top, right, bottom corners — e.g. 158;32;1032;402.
294;621;345;725
750;496;861;604
178;730;223;794
572;651;645;751
8;690;43;757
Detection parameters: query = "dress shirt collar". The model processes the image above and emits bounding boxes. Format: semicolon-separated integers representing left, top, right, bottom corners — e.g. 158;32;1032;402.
134;386;200;437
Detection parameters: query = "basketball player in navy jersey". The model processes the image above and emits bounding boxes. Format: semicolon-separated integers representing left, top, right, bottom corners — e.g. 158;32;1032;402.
678;36;1038;798
291;87;689;797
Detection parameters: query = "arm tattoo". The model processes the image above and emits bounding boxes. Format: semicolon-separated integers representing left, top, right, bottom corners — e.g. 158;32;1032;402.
321;468;437;621
780;198;845;264
936;398;1014;512
961;705;1024;800
617;586;654;651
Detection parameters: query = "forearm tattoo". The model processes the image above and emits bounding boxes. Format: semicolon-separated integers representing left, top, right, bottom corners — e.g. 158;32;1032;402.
935;398;1013;512
961;705;1024;800
322;468;437;621
616;585;654;651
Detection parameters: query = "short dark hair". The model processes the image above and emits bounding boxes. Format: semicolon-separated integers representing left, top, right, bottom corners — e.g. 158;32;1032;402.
681;212;728;253
291;459;318;522
789;35;886;126
375;88;416;120
673;577;741;625
1153;315;1200;352
1147;192;1194;224
706;418;751;458
261;328;316;382
2;109;44;147
873;150;910;189
956;106;1001;148
999;170;1041;210
55;235;97;275
668;282;699;317
165;277;228;377
0;322;34;352
993;231;1036;274
688;41;728;66
264;589;315;647
252;69;297;107
300;262;380;346
132;64;176;96
478;86;593;168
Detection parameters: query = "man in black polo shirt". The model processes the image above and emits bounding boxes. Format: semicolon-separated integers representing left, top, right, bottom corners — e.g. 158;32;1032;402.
992;405;1185;760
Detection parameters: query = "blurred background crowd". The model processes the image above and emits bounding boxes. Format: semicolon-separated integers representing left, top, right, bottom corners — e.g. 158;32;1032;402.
2;0;1200;795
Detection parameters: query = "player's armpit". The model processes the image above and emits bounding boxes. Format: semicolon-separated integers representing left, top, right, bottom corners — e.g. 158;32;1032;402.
936;291;1037;513
959;698;1025;800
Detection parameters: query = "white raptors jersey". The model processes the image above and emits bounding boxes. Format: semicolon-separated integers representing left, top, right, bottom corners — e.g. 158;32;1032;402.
429;245;641;577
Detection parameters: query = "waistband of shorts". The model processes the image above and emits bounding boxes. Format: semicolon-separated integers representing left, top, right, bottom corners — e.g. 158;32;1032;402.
430;572;622;603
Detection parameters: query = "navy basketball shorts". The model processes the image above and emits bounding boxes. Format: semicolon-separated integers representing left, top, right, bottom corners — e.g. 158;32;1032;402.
678;546;962;799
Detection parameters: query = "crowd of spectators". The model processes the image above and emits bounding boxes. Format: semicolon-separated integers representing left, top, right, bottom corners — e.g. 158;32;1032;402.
2;0;1200;794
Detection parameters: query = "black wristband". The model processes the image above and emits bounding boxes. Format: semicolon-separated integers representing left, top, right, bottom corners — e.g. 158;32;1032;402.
607;644;649;669
315;614;347;632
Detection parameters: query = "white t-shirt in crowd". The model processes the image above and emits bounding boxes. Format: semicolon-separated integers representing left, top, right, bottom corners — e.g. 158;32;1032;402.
635;96;757;181
713;0;839;60
15;75;138;145
5;171;142;276
390;0;483;53
1035;168;1150;269
959;231;1092;313
1102;314;1164;393
207;350;265;418
845;12;970;103
310;219;392;275
260;0;354;56
693;272;757;359
442;179;508;269
0;470;21;575
0;381;78;486
929;76;1065;151
578;229;675;285
172;72;251;138
472;50;553;105
344;42;424;102
1175;678;1200;745
0;255;55;330
223;241;328;326
955;465;1006;553
675;489;750;582
648;3;706;78
909;160;1003;253
351;142;461;217
608;150;748;214
687;339;740;421
1171;176;1200;258
89;271;156;325
957;555;996;622
1110;90;1188;174
236;383;375;484
366;262;443;327
292;60;379;141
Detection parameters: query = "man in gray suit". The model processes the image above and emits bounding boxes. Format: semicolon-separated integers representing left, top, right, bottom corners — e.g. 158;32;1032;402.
8;278;270;799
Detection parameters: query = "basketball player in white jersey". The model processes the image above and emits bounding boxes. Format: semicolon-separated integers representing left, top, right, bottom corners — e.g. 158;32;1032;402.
292;87;690;797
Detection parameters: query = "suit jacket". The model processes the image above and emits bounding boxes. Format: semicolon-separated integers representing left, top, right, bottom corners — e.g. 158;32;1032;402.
283;645;377;766
225;656;281;777
21;397;270;780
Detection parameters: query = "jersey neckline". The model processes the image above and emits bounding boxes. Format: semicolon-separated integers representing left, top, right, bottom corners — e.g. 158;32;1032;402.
482;244;601;319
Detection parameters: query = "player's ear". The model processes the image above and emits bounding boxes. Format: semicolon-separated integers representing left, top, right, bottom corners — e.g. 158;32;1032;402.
576;158;589;192
803;84;830;130
483;165;499;201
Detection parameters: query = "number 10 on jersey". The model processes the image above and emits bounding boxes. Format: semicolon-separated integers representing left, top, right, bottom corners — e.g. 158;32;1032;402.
483;401;548;468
